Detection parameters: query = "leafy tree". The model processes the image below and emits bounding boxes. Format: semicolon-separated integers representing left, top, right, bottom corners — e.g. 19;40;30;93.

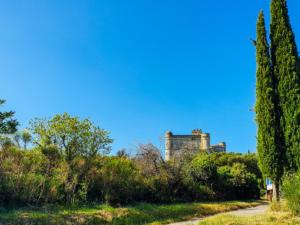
255;11;283;201
0;99;18;135
229;163;260;199
28;113;113;204
184;153;260;200
188;153;218;188
209;152;262;179
30;113;112;161
270;0;300;171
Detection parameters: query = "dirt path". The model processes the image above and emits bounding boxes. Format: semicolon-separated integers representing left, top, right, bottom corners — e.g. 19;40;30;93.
167;204;269;225
227;204;268;216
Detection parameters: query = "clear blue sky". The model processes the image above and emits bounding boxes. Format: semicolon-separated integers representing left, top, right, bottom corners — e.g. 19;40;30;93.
1;0;299;154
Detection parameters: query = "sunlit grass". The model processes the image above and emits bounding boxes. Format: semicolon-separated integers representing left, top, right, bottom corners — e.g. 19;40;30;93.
200;212;300;225
200;201;300;225
0;200;263;225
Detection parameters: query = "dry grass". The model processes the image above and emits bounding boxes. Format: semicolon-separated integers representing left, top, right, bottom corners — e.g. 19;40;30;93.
0;200;262;225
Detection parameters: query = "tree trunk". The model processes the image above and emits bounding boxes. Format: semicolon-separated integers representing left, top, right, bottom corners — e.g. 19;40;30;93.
273;181;280;202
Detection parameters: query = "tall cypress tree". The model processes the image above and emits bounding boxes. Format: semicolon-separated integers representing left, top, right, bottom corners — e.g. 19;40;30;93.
255;11;283;201
297;57;300;76
270;0;300;170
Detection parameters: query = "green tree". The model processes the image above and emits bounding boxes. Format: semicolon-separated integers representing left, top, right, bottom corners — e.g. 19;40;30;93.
188;153;218;188
297;57;300;78
209;152;262;179
0;99;18;134
229;163;260;199
255;11;283;201
29;113;113;204
30;113;112;161
270;0;300;170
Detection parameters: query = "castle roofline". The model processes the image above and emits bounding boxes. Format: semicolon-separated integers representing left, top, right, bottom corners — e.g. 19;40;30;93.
166;129;209;137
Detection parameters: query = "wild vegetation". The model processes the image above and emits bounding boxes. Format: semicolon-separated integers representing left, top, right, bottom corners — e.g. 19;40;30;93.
0;109;262;206
2;0;300;223
0;201;262;225
282;172;300;214
0;100;263;224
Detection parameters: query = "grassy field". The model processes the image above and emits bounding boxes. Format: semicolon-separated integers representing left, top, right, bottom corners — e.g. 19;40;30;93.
200;202;300;225
0;200;262;225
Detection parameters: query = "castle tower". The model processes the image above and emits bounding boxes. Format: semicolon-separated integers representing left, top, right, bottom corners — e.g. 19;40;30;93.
200;133;210;150
164;129;223;160
165;131;172;161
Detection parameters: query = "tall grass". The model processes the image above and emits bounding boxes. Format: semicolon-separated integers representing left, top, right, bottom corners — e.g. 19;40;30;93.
282;172;300;214
0;201;262;225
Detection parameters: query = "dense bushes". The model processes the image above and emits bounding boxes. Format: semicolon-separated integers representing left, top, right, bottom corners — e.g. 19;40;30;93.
186;153;260;200
90;156;144;204
188;153;218;187
0;147;48;204
0;148;143;205
133;147;261;203
0;146;262;206
0;113;262;206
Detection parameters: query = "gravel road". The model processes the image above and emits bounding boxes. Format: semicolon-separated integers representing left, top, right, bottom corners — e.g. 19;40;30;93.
167;204;268;225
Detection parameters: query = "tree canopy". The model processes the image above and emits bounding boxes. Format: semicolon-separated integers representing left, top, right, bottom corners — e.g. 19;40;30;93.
0;99;18;135
29;113;113;161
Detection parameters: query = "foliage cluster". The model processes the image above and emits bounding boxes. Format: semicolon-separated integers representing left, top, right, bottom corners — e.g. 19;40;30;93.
255;0;300;201
0;133;261;206
282;172;300;214
0;101;261;206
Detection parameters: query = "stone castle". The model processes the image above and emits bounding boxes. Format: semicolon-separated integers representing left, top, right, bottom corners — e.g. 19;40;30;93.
165;129;226;160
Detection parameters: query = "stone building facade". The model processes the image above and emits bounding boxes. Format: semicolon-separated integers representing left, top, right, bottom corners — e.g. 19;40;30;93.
165;129;226;160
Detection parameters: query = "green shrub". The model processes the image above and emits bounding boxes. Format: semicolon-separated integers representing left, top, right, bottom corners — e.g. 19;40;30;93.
0;140;263;206
228;163;260;199
188;153;218;187
282;172;300;214
0;147;48;204
90;157;144;205
185;153;260;201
